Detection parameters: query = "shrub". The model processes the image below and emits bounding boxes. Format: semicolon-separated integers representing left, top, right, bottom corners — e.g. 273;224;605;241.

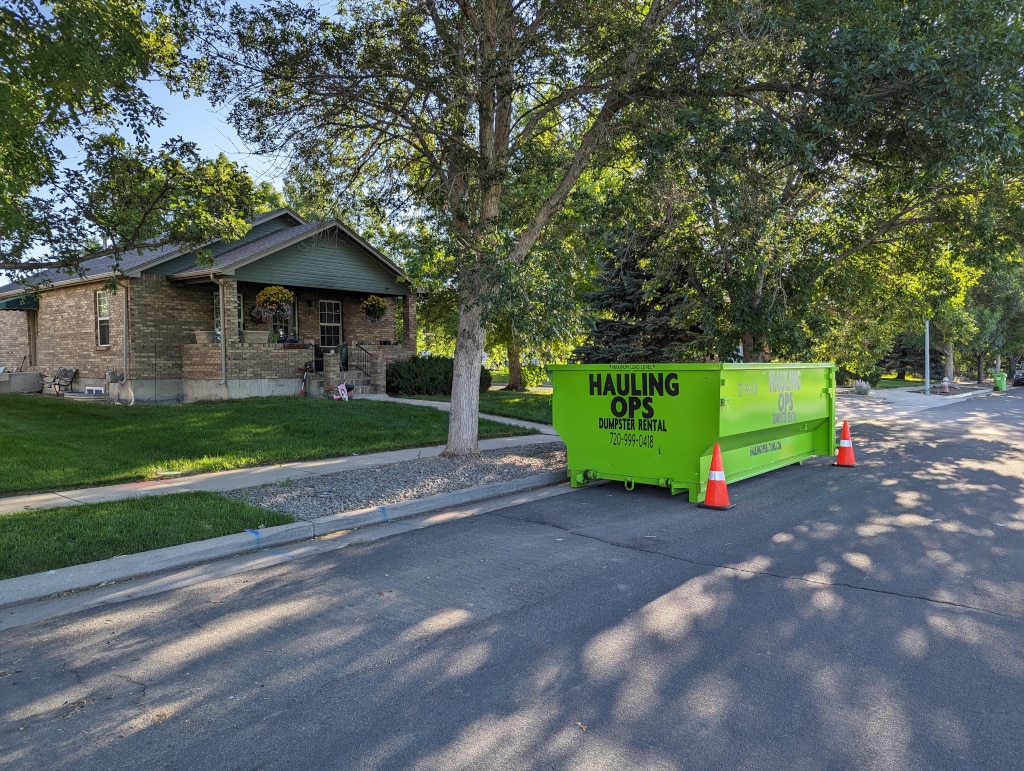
520;364;547;389
851;380;872;395
387;356;491;396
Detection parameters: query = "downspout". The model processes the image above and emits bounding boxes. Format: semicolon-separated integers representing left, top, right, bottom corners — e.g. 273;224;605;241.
122;279;133;405
210;274;227;385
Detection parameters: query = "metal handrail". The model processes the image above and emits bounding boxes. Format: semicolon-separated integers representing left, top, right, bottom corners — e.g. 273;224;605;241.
348;343;374;376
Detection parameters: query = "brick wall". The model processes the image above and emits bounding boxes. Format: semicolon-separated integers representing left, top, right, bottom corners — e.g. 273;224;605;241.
183;342;316;380
0;310;31;369
26;281;127;384
129;274;225;381
343;294;417;392
10;276;418;398
345;294;404;346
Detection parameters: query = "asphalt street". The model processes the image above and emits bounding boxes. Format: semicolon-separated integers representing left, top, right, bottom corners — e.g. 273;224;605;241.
1;393;1022;769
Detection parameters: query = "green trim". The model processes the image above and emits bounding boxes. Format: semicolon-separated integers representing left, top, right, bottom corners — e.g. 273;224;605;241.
0;295;38;311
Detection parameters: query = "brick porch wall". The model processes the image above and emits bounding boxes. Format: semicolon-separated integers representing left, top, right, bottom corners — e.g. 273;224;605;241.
182;342;317;380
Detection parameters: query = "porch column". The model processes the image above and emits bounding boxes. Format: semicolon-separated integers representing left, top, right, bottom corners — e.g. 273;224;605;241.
403;293;417;347
220;278;240;343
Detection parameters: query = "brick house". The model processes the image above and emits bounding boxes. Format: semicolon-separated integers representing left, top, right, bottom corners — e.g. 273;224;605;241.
0;209;416;401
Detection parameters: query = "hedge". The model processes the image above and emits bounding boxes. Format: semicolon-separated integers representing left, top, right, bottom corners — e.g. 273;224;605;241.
387;356;492;396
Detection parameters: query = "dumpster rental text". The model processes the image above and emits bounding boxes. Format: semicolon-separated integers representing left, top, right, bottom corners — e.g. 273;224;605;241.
590;371;676;440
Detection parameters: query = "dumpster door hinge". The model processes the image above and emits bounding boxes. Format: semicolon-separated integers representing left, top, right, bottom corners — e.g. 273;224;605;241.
720;397;729;410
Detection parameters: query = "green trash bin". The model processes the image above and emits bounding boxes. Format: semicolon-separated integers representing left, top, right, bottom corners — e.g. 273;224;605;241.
548;363;837;503
994;372;1007;391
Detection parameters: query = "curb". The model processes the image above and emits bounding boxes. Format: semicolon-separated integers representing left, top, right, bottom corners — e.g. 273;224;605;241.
0;471;568;609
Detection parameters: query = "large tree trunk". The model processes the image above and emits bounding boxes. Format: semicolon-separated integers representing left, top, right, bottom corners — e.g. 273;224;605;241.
505;338;524;391
943;342;954;381
977;353;985;384
444;282;486;456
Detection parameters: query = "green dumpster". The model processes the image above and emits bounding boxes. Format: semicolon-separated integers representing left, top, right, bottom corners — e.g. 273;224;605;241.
994;372;1007;391
548;363;837;503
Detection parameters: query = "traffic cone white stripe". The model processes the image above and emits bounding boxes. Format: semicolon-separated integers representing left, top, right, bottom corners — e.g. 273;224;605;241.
708;470;726;481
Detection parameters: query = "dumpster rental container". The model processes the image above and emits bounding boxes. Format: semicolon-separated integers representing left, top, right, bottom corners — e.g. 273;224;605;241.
548;363;837;503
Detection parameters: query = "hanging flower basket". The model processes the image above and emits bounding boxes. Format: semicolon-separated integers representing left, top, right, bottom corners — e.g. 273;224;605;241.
361;294;387;322
251;285;295;322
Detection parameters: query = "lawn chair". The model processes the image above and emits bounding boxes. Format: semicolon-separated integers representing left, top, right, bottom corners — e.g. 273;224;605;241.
42;366;77;396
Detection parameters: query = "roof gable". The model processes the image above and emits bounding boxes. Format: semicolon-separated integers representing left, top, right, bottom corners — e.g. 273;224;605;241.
147;210;307;276
0;207;376;296
167;220;409;295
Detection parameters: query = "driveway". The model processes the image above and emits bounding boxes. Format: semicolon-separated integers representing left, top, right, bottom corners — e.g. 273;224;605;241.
1;393;1021;769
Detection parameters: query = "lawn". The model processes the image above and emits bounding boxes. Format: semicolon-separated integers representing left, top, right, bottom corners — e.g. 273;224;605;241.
874;374;936;389
407;389;553;424
0;394;535;496
0;492;294;579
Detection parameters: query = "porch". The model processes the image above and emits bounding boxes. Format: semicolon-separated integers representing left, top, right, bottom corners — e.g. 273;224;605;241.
174;339;414;401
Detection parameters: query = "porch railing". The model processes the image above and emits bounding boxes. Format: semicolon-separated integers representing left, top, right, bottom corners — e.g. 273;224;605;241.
349;343;374;376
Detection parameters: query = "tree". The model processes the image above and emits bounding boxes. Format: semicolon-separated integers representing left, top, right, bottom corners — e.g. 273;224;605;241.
577;1;1024;372
964;262;1024;380
0;0;261;277
195;0;689;455
878;332;944;383
195;0;1024;453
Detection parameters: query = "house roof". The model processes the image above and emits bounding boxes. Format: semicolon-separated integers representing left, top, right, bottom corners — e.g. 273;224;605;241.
0;209;409;299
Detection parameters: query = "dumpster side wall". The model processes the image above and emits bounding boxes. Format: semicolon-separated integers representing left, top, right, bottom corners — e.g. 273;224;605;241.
550;363;836;502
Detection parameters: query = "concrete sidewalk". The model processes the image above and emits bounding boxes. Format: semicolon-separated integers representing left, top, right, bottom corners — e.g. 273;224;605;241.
0;385;1000;612
834;380;999;423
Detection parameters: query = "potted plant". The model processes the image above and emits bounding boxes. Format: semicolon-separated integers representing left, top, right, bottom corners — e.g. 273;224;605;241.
361;294;387;322
251;285;295;322
249;286;295;341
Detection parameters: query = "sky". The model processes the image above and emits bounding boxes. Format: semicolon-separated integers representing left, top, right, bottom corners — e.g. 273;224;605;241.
1;85;287;285
143;81;289;189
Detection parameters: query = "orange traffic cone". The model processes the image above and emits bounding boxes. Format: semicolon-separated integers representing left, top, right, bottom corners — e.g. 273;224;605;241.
699;443;735;510
834;421;857;467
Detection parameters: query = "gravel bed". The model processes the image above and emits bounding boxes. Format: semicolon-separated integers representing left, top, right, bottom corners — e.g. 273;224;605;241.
226;442;567;521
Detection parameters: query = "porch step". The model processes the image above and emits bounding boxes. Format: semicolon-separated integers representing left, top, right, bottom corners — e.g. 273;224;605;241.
340;369;373;395
62;391;107;401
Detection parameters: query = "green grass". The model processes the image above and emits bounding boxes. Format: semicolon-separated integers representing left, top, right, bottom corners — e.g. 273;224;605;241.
0;394;535;496
0;492;293;579
875;374;930;389
405;389;553;424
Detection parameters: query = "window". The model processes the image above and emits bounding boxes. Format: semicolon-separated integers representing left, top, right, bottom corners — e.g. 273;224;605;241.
214;292;244;338
269;307;295;339
96;290;110;346
320;300;341;348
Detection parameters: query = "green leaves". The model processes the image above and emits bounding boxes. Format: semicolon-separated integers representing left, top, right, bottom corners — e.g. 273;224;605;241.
0;0;262;276
3;135;259;276
576;0;1024;370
